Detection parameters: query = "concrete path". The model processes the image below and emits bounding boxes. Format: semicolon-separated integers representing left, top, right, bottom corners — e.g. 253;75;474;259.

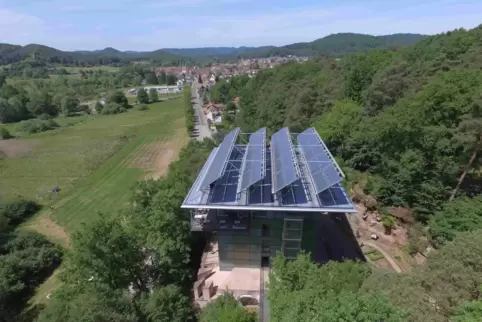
260;266;270;322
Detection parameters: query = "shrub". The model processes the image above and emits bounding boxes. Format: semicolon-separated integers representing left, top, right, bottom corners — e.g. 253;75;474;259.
137;104;149;111
16;119;59;134
101;103;126;115
0;127;12;139
0;199;41;231
38;113;53;120
382;214;397;234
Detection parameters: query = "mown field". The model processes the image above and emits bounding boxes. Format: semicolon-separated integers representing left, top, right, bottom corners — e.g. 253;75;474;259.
1;99;186;238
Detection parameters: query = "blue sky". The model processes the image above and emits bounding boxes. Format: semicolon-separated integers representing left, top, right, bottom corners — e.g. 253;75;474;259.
0;0;481;51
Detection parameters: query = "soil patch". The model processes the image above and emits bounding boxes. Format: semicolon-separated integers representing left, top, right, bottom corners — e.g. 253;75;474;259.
130;126;187;179
22;211;70;248
0;139;37;158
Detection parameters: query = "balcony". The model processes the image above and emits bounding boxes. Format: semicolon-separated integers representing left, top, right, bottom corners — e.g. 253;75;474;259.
190;210;250;232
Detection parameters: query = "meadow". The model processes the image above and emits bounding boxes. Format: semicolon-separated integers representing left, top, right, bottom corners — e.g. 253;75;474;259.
0;99;186;239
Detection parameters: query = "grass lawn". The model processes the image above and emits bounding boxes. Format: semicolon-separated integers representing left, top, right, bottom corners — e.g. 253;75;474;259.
1;99;186;235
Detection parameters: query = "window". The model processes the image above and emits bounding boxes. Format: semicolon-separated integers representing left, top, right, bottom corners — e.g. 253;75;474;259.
261;224;270;237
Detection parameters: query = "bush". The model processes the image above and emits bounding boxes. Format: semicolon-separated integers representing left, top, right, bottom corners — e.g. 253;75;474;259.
0;127;13;139
101;103;126;115
38;113;53;120
137;104;149;111
0;199;41;232
16;119;59;134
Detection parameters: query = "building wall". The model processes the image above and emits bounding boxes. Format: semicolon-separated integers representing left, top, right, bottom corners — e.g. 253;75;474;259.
217;211;324;270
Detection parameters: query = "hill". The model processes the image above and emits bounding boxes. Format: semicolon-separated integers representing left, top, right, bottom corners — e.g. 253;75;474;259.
161;33;427;58
0;32;426;67
0;43;185;67
211;24;482;224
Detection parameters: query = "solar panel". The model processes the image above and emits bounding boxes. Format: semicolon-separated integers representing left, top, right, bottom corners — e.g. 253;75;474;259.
298;128;343;194
200;128;240;188
271;128;300;194
237;128;266;192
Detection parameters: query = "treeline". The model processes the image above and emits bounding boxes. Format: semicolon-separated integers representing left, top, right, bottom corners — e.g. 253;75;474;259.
0;200;63;322
35;140;215;321
0;64;180;126
211;25;482;229
183;86;195;135
165;33;426;59
0;43;195;67
270;229;482;321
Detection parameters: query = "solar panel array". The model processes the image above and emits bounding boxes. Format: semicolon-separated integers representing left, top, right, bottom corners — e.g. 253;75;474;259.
298;128;343;194
238;128;266;192
200;128;240;188
271;128;299;194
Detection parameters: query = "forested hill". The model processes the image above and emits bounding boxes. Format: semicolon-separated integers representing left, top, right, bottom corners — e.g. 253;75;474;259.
163;33;427;58
211;25;482;227
0;44;190;67
0;32;425;66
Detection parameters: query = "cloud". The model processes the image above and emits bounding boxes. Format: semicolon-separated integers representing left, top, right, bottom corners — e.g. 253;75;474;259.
0;9;47;43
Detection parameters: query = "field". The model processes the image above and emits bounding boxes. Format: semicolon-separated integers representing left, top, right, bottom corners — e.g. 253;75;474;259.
1;99;186;238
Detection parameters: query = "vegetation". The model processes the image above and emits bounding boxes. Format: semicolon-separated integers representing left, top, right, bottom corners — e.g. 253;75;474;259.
183;86;195;135
0;127;12;139
149;88;159;102
199;293;257;322
16;118;59;134
214;25;482;224
0;43;193;67
271;229;482;321
36;140;214;321
0;200;62;321
161;33;427;58
137;88;149;104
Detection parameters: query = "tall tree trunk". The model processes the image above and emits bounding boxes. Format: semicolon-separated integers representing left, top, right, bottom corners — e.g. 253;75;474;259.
450;149;479;201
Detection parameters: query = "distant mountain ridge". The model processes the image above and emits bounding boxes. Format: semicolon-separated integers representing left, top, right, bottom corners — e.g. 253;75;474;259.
0;32;427;66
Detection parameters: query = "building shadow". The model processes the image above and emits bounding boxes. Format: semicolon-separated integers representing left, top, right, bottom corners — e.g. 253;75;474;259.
311;213;365;265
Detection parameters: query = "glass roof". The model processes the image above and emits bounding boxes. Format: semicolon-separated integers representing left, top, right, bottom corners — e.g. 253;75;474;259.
182;127;356;213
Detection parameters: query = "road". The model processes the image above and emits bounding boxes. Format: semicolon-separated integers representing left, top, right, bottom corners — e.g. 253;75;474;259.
191;79;212;141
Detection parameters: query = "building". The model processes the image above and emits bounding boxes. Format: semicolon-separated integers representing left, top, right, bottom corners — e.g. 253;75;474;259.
182;127;358;309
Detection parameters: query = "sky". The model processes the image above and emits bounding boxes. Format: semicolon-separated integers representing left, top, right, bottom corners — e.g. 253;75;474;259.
0;0;481;51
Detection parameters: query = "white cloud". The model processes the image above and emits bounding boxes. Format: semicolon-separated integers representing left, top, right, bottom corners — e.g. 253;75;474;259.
0;9;47;43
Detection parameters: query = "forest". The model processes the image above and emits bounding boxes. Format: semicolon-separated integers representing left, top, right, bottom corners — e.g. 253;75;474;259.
207;25;482;320
0;63;179;127
0;44;193;67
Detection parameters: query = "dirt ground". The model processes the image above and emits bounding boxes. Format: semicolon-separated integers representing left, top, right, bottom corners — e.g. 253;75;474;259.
21;210;70;249
348;204;413;272
0;139;37;158
130;126;187;179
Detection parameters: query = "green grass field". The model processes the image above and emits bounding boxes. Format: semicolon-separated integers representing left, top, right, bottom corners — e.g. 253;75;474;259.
1;100;186;236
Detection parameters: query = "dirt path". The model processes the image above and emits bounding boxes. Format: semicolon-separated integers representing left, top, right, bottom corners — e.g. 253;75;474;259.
362;241;402;273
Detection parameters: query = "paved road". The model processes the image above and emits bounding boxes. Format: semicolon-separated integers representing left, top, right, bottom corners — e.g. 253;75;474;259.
191;80;212;141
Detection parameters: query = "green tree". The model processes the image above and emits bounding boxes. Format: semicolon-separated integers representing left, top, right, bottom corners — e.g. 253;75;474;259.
26;90;58;116
429;196;482;245
145;72;159;85
158;70;167;84
199;293;256;322
0;127;12;139
149;88;159;102
137;88;149;104
107;90;129;108
144;285;192;322
452;297;482;322
61;96;80;116
166;74;177;86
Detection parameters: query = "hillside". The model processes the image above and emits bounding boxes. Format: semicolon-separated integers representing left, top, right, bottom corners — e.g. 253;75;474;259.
0;32;426;67
0;44;185;67
212;24;482;230
162;33;427;58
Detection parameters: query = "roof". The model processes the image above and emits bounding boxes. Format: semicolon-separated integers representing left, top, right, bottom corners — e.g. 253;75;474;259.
182;127;356;213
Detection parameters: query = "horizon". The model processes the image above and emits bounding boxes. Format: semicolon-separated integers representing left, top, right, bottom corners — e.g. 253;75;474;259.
0;0;481;51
